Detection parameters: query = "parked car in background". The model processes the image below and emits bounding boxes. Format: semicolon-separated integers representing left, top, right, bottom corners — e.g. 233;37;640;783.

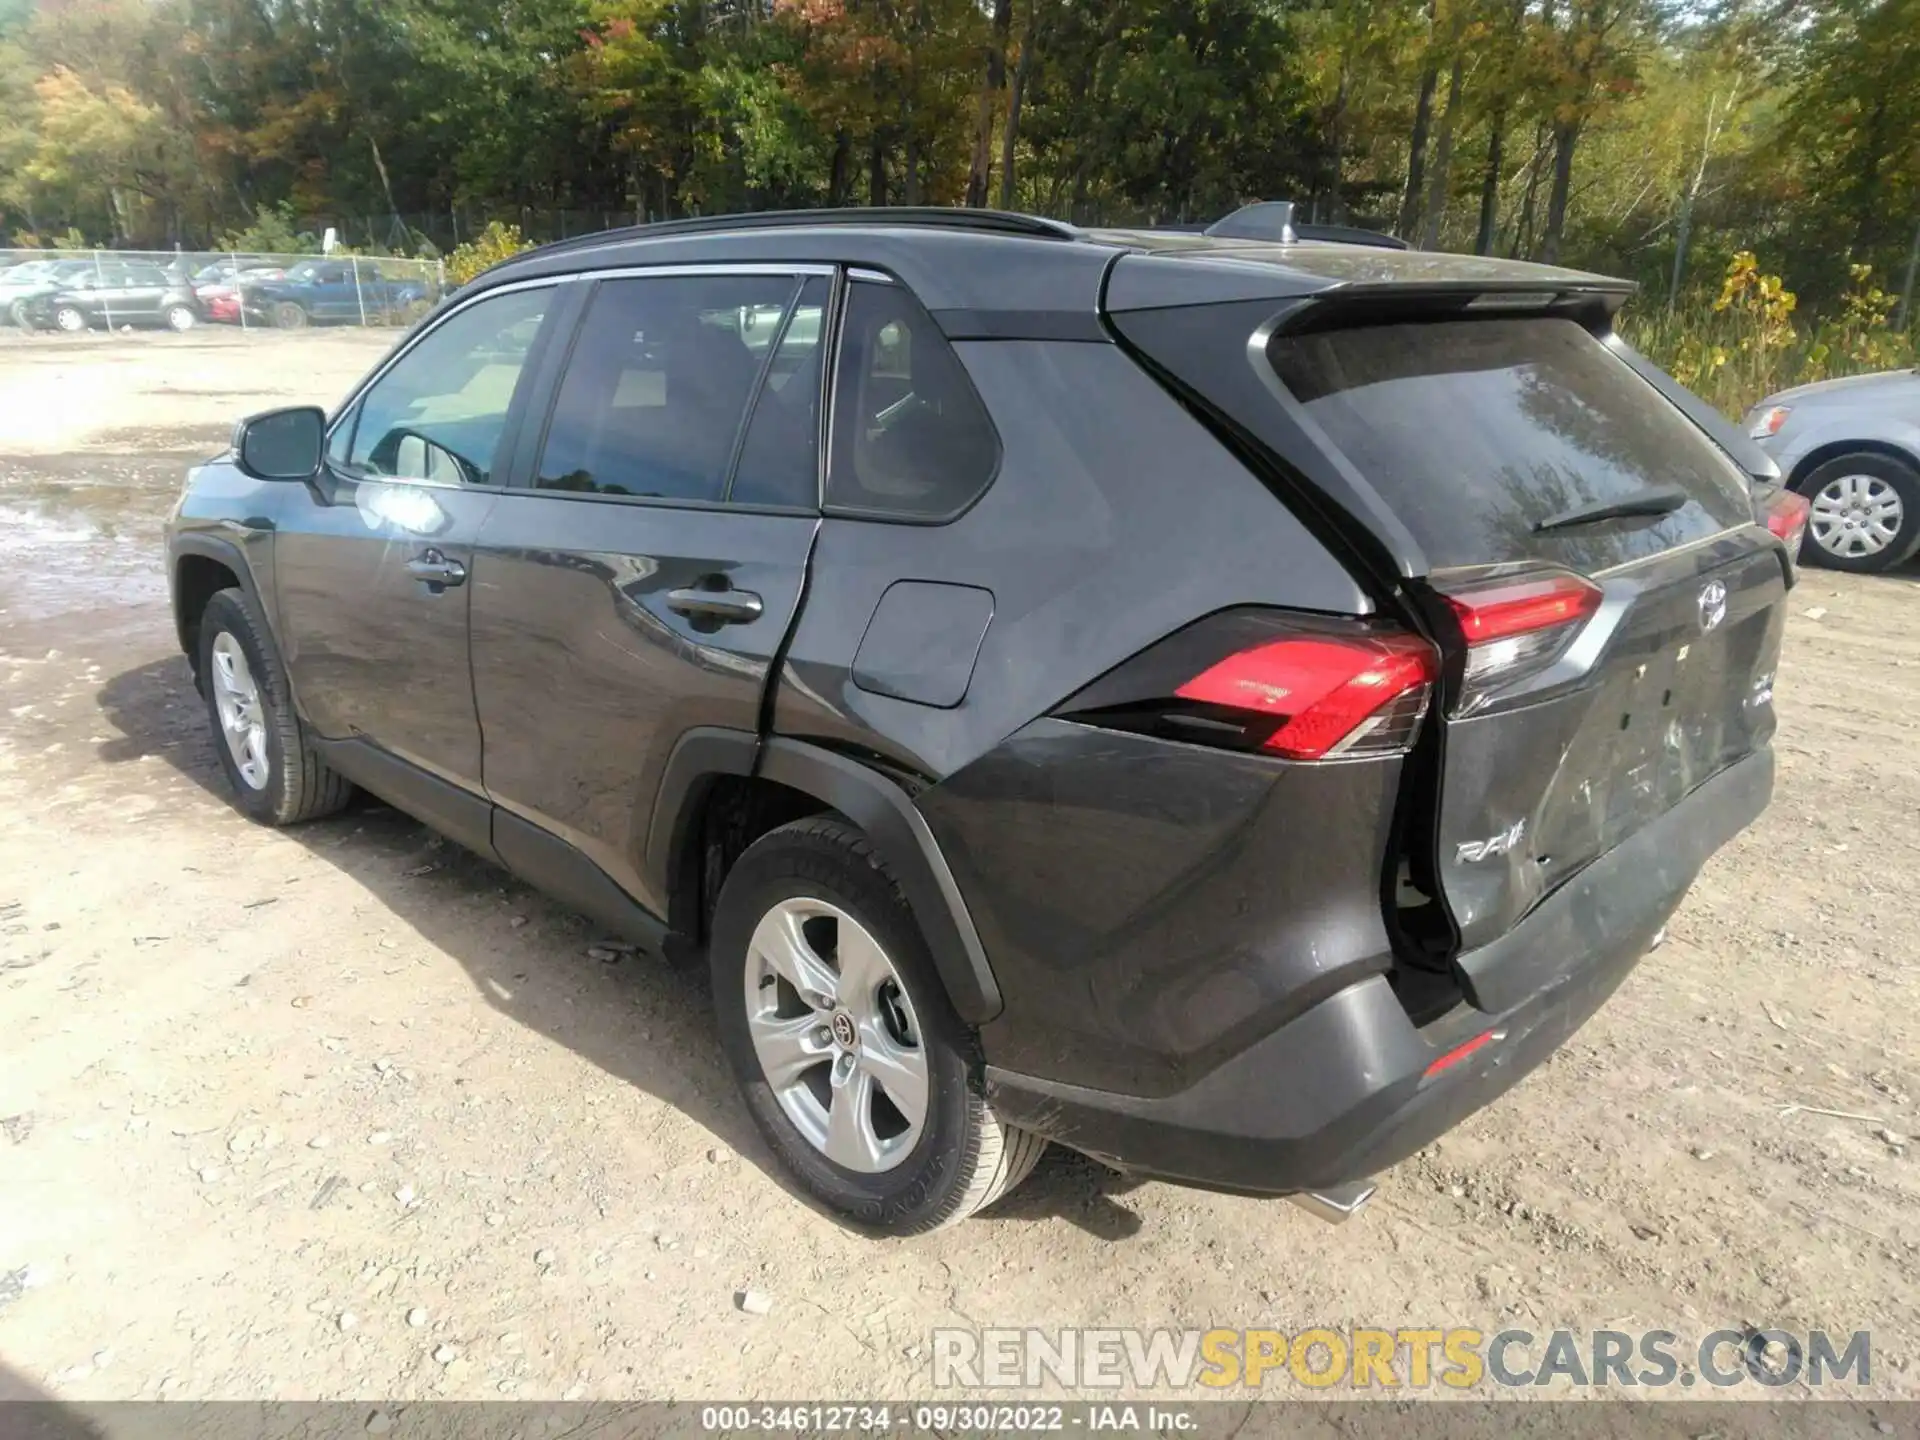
240;259;432;328
1747;369;1920;572
1;258;96;327
168;208;1797;1236
192;262;287;324
16;260;203;332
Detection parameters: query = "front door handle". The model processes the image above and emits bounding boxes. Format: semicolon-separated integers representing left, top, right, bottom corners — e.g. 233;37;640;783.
407;549;467;590
666;585;763;624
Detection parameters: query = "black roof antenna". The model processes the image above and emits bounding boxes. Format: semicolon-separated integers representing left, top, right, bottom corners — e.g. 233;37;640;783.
1204;202;1298;244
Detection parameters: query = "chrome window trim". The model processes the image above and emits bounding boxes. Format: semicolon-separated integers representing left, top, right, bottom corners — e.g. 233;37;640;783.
569;261;836;282
1589;524;1753;578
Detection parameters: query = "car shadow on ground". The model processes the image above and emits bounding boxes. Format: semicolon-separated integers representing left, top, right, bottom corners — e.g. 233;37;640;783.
0;1363;108;1438
95;656;1148;1240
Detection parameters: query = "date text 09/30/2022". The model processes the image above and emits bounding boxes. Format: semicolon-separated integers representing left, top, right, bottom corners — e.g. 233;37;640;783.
699;1405;1188;1432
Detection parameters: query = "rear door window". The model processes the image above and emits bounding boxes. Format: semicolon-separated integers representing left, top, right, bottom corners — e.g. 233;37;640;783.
535;273;803;503
1267;317;1752;572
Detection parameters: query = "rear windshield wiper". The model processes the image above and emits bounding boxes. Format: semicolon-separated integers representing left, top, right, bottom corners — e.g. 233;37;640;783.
1533;484;1689;533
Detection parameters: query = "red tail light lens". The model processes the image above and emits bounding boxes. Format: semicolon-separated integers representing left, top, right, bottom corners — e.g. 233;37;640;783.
1764;488;1809;558
1445;571;1602;642
1437;570;1602;712
1175;634;1438;760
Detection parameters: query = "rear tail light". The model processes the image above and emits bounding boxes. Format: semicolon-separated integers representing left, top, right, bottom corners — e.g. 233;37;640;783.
1763;487;1809;565
1175;634;1438;760
1058;614;1440;763
1435;569;1602;713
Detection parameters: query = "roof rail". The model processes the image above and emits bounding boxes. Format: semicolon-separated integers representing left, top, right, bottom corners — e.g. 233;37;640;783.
521;207;1082;262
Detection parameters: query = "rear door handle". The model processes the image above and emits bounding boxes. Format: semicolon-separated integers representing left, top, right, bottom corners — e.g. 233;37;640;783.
666;585;763;624
407;550;467;589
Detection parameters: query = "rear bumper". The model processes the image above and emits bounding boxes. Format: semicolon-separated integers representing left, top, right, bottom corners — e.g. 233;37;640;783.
983;749;1772;1197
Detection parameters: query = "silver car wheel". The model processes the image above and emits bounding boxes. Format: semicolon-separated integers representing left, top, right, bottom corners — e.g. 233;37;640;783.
1809;472;1904;558
210;631;271;790
743;897;929;1174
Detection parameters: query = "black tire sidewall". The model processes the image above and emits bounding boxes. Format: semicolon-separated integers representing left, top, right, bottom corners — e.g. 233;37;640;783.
1794;452;1920;572
197;589;300;824
710;823;983;1233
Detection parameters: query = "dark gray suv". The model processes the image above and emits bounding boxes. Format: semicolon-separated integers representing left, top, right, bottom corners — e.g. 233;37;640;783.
165;209;1802;1235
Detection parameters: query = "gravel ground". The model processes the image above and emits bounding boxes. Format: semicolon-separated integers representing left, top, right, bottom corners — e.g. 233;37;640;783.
1;327;1917;1409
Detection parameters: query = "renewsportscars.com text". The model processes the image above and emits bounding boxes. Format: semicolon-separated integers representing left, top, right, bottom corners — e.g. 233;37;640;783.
931;1327;1871;1391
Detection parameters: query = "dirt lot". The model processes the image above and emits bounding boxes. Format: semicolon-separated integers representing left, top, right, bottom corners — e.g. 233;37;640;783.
1;326;1918;1407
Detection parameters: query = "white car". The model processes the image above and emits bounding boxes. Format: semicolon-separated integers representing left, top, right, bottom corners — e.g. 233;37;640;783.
1746;369;1920;572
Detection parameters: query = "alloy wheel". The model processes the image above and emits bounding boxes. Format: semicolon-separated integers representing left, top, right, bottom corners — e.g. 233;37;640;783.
1809;472;1904;559
742;897;929;1174
210;631;271;790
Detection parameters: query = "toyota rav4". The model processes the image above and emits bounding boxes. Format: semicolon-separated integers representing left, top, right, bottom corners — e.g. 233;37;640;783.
165;208;1804;1235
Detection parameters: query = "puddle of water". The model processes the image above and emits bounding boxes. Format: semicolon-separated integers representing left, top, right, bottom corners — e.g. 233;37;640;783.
0;453;183;622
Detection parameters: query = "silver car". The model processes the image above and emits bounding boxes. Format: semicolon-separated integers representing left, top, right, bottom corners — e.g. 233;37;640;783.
1746;369;1920;572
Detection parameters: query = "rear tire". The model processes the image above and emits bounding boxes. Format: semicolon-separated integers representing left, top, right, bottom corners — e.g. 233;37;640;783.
1793;451;1920;572
272;301;309;330
196;587;354;826
710;816;1043;1234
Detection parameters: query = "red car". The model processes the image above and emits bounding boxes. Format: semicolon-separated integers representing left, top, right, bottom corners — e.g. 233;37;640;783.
191;263;284;324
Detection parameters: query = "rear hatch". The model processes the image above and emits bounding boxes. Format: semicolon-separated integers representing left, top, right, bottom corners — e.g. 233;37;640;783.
1110;276;1790;982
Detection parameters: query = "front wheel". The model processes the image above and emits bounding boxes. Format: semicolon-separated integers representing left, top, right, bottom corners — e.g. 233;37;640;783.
53;306;87;333
1796;452;1920;572
196;587;355;826
271;301;309;330
710;817;1044;1235
164;303;197;332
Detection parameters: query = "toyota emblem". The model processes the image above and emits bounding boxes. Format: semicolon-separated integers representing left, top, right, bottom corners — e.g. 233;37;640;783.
1698;580;1728;632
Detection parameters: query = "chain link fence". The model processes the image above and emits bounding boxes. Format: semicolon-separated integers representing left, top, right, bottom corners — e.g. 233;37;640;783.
0;249;446;337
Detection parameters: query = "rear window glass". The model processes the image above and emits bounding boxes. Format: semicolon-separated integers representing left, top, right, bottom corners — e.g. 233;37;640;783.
827;280;999;521
1268;317;1751;572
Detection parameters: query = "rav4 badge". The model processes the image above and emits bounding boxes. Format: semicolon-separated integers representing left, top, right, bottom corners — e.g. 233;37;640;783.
1457;817;1526;864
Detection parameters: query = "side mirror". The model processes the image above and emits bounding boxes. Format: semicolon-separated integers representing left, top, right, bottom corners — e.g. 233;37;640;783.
235;406;325;481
